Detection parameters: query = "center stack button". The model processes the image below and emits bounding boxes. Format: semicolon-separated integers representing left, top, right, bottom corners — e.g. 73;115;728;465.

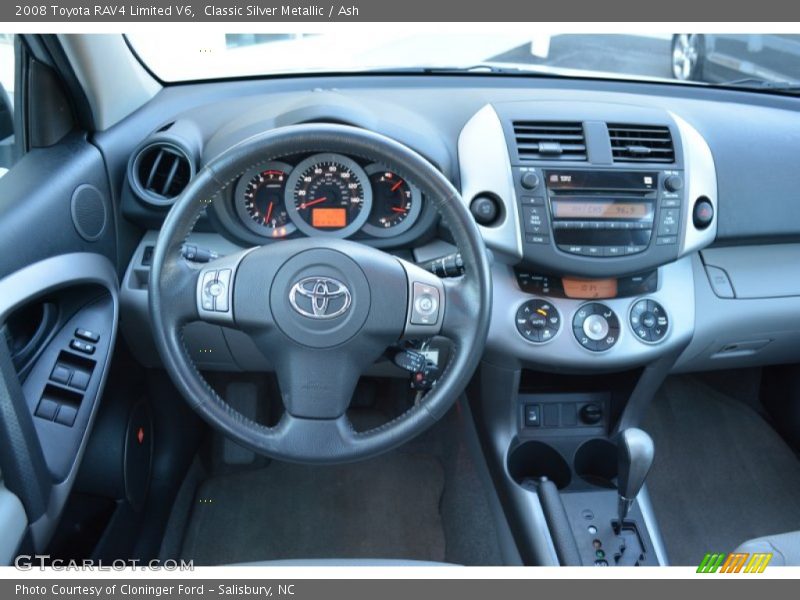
516;299;561;343
573;303;620;351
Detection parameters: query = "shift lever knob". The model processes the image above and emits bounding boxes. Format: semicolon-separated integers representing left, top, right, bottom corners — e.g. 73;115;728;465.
616;428;654;525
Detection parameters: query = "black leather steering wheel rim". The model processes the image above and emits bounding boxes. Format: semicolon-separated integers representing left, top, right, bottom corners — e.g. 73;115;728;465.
148;124;491;464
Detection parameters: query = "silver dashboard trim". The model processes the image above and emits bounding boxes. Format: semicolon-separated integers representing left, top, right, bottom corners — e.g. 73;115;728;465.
638;485;670;565
670;111;718;257
457;104;523;260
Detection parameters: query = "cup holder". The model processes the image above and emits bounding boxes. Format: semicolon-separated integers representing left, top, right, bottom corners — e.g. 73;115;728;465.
507;441;571;489
574;438;618;489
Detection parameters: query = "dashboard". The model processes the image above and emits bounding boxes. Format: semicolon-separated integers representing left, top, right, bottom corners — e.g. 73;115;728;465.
109;74;800;376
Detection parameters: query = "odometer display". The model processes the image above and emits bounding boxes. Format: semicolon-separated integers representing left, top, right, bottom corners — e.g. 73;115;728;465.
312;208;347;228
285;153;372;238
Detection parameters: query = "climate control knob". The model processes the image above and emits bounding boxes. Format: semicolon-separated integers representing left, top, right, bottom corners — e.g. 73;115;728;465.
572;303;620;352
630;299;669;343
516;299;561;343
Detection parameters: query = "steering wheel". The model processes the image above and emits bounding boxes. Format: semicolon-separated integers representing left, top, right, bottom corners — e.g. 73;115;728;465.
148;124;491;464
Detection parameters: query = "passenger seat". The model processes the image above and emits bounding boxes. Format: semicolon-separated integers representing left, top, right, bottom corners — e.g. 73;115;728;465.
735;531;800;565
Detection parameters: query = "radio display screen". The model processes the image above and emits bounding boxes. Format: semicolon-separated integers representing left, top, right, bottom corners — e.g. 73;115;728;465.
552;201;651;220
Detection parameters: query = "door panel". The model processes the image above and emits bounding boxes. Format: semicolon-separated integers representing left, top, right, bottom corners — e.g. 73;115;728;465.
0;132;117;279
0;40;120;560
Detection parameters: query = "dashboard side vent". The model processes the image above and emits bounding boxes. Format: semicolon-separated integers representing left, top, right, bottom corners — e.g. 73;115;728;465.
608;124;675;163
131;143;193;205
512;121;587;161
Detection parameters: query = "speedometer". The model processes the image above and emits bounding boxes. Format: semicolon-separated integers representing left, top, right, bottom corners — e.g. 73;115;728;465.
284;153;372;238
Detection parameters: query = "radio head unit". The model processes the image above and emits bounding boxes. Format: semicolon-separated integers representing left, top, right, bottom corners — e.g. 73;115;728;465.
545;169;660;257
515;166;685;277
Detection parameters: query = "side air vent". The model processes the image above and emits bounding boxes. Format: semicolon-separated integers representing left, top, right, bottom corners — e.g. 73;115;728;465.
512;121;587;161
130;142;194;206
608;124;675;163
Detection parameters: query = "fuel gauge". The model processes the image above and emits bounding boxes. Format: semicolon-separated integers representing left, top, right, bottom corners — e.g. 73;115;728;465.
362;164;422;238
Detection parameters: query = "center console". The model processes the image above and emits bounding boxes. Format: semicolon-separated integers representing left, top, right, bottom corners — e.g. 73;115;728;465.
457;100;718;566
458;100;716;371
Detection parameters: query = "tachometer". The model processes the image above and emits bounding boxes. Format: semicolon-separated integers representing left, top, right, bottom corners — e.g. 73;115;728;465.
284;153;372;238
362;164;423;237
234;162;296;238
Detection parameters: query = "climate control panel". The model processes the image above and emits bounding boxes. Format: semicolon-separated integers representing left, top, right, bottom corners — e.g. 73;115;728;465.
513;296;672;354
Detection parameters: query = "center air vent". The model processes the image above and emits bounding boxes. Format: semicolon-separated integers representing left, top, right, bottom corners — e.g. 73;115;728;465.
608;124;675;163
512;121;587;161
130;142;194;206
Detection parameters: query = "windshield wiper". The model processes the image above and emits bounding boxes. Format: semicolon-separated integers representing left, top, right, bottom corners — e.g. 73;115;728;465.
718;78;800;93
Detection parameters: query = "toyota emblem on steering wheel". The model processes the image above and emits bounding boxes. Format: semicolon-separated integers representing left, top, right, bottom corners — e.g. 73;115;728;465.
289;276;352;319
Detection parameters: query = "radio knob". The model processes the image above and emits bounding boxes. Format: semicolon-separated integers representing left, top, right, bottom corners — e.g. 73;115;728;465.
520;171;540;190
664;174;683;192
470;195;500;225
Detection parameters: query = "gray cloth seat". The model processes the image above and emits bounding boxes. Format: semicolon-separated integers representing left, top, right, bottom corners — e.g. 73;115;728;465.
234;559;458;567
735;531;800;566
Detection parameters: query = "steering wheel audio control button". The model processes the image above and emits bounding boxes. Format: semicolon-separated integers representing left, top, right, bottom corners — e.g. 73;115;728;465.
410;282;440;325
572;303;620;352
516;299;560;343
415;294;437;315
200;270;217;311
197;252;250;323
215;269;232;312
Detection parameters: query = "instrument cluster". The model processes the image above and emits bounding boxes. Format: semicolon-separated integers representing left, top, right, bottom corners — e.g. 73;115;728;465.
231;152;424;241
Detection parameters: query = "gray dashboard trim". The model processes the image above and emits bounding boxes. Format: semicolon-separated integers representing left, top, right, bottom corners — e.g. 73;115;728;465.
702;244;800;299
457;104;523;261
674;253;800;373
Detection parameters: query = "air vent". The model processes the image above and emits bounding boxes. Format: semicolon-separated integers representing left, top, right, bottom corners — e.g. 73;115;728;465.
608;124;675;163
131;143;193;205
512;121;587;161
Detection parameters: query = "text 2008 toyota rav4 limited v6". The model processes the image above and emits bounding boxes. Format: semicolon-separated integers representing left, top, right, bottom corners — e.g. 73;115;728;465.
1;33;800;568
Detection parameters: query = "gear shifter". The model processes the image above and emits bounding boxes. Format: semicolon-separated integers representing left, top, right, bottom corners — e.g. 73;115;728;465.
616;428;655;527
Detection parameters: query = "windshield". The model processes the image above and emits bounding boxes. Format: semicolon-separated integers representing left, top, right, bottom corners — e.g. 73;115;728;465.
127;33;800;90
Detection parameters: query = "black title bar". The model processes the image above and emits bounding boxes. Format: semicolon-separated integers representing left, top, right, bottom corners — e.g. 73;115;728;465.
3;0;800;21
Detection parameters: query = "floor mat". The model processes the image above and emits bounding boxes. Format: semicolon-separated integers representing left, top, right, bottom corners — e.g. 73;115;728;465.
180;451;446;565
643;376;800;565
